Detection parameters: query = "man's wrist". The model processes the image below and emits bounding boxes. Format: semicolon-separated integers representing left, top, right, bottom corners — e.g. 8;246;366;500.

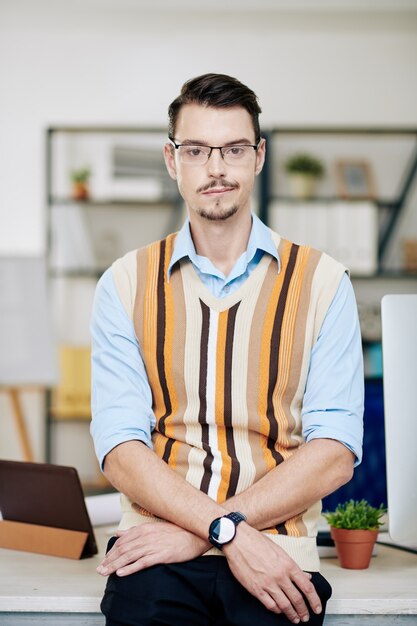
208;511;247;550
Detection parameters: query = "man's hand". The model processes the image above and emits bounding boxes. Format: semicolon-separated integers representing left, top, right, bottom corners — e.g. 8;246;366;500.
96;522;210;577
223;523;322;625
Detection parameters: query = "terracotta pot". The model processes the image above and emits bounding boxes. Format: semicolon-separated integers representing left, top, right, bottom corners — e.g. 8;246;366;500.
330;527;378;569
72;182;89;201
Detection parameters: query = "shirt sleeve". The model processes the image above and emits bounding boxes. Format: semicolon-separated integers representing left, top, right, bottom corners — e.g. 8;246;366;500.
302;273;364;466
90;268;155;469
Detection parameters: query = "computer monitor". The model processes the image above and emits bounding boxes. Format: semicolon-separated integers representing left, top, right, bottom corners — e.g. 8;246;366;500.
381;294;417;550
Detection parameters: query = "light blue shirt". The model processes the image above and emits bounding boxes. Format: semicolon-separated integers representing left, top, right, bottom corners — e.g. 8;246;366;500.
91;214;364;469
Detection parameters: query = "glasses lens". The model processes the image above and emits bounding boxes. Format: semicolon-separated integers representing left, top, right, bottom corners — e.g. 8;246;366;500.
222;145;254;165
178;145;211;164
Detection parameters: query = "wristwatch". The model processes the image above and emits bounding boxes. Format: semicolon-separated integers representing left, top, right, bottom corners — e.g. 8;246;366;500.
208;511;247;550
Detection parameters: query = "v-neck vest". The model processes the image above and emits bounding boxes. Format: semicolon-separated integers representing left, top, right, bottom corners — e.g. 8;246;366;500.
111;230;346;571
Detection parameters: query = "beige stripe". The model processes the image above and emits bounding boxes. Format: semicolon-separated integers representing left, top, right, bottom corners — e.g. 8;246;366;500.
132;247;148;347
230;256;271;494
180;260;205;490
300;499;323;539
313;253;347;344
290;251;346;432
111;249;138;320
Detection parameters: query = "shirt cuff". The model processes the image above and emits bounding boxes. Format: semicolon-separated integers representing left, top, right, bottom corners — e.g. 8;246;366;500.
91;411;153;470
303;415;363;467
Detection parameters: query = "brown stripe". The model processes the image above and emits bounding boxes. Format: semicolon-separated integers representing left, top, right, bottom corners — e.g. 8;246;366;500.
162;437;175;464
156;238;172;437
163;263;189;473
267;244;299;457
198;300;213;494
224;301;241;499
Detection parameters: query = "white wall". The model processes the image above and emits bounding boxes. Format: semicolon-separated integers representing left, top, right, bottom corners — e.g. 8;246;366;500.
1;1;417;255
1;0;416;472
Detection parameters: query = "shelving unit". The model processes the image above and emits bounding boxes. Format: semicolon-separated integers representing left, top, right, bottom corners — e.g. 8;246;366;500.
45;126;182;487
258;127;417;385
259;127;417;277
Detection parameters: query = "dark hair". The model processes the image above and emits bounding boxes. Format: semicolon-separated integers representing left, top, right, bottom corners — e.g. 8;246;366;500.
168;73;262;142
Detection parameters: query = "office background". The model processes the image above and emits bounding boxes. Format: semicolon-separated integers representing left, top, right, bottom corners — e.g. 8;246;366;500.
1;0;417;492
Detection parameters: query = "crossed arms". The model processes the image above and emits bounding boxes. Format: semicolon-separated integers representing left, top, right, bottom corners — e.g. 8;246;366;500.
97;437;354;624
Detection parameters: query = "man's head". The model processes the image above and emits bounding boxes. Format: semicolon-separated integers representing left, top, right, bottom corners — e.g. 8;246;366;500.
168;73;262;145
164;74;265;223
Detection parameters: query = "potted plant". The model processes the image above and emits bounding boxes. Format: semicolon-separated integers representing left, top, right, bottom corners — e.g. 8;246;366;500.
323;499;386;570
284;153;324;199
70;167;91;201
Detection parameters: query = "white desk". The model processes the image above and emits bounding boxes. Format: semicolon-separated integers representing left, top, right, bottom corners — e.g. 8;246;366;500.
1;528;417;625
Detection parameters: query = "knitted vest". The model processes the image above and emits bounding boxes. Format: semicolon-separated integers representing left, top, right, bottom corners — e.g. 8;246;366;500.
111;230;346;571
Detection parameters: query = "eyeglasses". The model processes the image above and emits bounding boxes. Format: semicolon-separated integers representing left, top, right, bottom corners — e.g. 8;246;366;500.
169;137;260;166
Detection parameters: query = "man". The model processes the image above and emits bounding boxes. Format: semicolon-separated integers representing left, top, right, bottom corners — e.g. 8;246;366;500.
91;73;363;626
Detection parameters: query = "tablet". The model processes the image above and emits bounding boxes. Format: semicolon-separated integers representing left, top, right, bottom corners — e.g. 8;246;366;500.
0;459;97;558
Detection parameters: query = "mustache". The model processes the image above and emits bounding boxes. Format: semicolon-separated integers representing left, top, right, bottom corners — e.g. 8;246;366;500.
197;180;239;193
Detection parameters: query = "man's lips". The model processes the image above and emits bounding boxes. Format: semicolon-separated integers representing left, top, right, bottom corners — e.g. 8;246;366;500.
198;180;238;195
202;187;234;195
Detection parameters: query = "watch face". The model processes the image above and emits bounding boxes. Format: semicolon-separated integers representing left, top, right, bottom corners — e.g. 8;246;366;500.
211;516;236;545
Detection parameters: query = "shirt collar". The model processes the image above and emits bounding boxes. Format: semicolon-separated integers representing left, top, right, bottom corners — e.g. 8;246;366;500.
167;212;280;280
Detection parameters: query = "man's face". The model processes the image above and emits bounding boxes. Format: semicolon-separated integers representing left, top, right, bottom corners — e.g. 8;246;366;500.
164;104;265;222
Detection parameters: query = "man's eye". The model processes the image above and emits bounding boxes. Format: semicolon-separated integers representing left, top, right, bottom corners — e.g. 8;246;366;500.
226;146;245;157
187;147;204;157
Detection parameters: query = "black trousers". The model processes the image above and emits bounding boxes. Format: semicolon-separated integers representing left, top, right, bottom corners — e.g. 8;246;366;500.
101;537;332;626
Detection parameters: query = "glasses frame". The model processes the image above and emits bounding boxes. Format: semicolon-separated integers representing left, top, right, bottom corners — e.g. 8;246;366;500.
168;137;260;165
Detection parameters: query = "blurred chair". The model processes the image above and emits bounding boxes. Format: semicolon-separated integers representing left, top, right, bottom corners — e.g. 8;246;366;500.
51;346;91;420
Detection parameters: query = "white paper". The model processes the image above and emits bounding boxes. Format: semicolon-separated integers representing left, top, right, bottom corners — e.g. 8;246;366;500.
85;492;122;527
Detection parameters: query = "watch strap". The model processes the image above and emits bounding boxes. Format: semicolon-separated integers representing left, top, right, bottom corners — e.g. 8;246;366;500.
225;511;246;525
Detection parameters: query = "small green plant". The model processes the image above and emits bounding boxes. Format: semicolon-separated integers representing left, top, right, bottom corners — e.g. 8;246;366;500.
70;167;91;184
323;499;386;530
284;153;324;178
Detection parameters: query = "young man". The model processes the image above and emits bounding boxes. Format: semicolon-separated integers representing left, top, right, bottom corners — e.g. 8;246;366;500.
91;73;364;626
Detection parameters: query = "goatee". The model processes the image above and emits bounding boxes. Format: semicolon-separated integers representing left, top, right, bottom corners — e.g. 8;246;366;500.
197;205;239;222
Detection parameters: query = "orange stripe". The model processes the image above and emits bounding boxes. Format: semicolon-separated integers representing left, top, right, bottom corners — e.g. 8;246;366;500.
216;310;231;503
258;240;293;469
153;431;168;457
153;433;179;470
161;234;178;454
285;515;301;536
144;243;165;418
273;246;311;449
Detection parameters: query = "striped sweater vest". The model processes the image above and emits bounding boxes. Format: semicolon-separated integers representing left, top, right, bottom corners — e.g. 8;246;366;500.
111;229;346;571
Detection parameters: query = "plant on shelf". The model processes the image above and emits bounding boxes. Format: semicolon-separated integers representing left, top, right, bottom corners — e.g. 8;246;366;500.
70;167;91;201
284;152;325;199
323;499;386;570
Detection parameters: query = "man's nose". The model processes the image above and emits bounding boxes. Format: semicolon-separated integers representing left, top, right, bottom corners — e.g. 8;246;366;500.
207;148;226;176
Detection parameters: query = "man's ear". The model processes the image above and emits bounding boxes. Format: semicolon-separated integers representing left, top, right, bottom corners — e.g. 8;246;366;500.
255;137;266;176
164;143;177;180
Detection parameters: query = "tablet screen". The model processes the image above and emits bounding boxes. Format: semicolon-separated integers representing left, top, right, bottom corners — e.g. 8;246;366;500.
0;460;97;557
